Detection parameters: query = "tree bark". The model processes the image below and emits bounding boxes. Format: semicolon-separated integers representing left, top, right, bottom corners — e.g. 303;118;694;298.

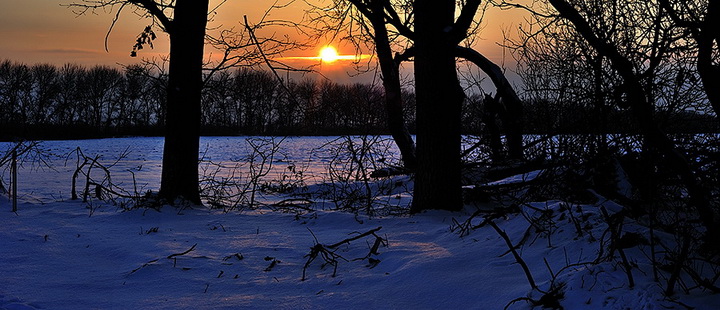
455;46;524;160
158;0;209;204
697;0;720;116
410;0;464;213
366;0;417;171
481;93;505;161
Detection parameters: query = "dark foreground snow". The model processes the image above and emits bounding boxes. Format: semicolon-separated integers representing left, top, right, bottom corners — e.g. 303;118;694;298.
2;195;719;309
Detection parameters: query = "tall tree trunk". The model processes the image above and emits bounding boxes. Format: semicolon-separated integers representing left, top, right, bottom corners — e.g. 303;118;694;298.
481;93;505;161
367;0;417;170
455;46;524;160
697;0;720;115
158;0;208;204
660;0;720;119
410;0;464;213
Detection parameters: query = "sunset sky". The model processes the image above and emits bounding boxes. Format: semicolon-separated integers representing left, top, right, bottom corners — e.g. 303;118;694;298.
0;0;526;85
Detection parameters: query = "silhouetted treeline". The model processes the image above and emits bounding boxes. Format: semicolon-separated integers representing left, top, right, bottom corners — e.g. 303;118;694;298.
1;59;717;141
199;69;416;135
0;60;167;140
0;60;416;140
461;94;718;135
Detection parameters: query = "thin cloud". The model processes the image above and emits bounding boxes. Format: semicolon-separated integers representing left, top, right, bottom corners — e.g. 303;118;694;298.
34;48;100;55
279;54;371;61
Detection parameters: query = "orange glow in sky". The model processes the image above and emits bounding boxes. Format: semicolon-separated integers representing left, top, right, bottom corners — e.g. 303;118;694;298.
0;0;528;83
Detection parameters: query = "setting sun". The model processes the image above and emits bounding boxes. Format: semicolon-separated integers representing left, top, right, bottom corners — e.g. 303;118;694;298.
276;45;371;64
319;46;339;63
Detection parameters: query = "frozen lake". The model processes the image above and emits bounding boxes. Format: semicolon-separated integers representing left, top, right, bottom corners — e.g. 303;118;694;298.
0;136;402;204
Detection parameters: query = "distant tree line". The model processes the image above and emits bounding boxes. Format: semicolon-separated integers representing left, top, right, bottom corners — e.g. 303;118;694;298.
199;69;417;135
1;58;716;141
0;60;166;139
0;59;417;140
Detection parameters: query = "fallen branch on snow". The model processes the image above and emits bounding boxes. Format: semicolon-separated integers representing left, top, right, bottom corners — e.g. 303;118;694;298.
301;226;385;281
128;243;198;275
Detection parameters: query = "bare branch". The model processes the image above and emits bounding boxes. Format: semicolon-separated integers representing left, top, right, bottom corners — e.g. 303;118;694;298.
105;2;129;52
128;0;173;31
491;0;556;18
452;0;483;44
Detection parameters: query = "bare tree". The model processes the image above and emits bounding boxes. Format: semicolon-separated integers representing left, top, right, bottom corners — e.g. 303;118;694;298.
69;0;210;204
307;0;526;212
410;0;467;212
306;0;418;170
536;0;717;237
55;63;86;126
659;0;720;117
82;66;122;129
0;61;32;127
28;64;60;126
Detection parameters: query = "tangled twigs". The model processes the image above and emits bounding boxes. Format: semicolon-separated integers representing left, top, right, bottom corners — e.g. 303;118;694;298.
200;137;304;211
302;227;385;281
451;206;519;237
317;136;403;215
302;242;347;280
1;141;53;206
0;141;51;171
68;147;143;211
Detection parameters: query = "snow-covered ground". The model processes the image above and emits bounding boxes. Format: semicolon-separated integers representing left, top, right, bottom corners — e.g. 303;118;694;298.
1;138;719;309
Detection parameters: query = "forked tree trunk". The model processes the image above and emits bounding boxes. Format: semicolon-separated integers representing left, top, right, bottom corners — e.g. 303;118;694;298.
660;0;720;119
158;0;209;205
410;0;464;213
455;46;524;160
367;0;417;171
